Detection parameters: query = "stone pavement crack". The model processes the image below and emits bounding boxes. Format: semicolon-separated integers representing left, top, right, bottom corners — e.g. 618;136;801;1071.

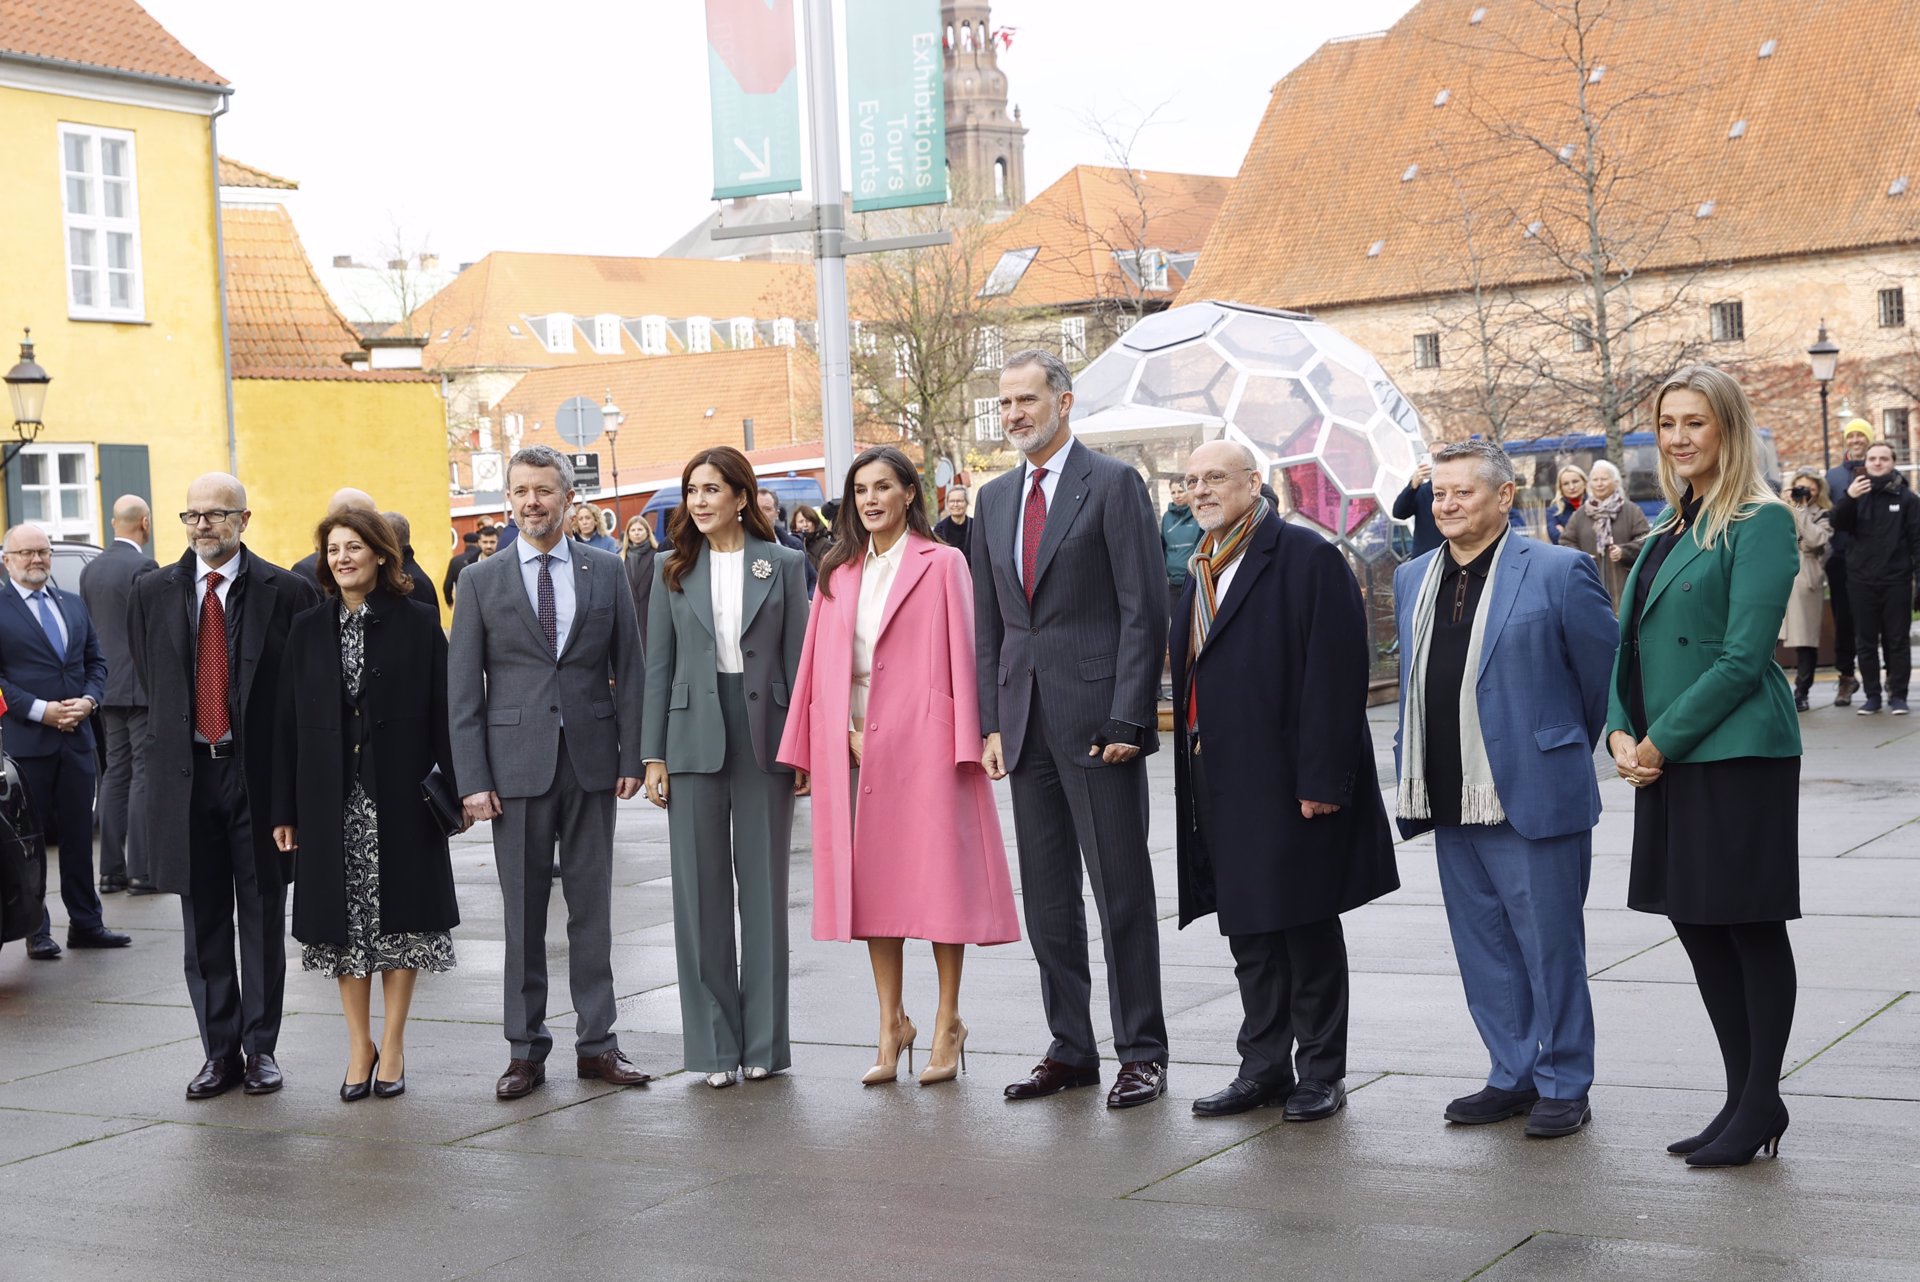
1586;933;1677;979
1460;1230;1539;1280
1781;990;1911;1079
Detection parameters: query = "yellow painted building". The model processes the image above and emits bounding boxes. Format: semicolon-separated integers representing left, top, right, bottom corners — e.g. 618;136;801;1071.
0;5;232;548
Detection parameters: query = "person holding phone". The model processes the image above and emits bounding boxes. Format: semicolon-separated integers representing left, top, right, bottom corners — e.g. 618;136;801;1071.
1831;440;1920;715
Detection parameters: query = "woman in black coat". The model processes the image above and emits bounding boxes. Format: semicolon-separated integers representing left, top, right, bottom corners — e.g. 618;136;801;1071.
620;512;657;650
272;507;461;1102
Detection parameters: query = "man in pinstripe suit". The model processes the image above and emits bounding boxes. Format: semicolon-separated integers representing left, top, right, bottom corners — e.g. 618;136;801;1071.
972;349;1171;1109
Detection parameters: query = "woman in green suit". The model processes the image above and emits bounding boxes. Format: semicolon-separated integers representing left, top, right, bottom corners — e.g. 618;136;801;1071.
1606;365;1801;1168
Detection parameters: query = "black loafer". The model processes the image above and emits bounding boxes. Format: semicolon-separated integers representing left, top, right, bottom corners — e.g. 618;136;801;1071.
25;933;62;960
99;874;129;893
127;879;162;896
67;927;132;949
1192;1076;1290;1117
1445;1084;1540;1124
187;1056;245;1100
1283;1078;1347;1122
1524;1096;1592;1138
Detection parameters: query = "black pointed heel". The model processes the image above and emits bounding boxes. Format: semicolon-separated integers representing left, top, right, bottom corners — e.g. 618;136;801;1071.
1685;1103;1789;1167
341;1047;378;1103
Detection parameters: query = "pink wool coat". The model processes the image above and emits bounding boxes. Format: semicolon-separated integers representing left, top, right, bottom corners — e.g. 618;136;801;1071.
776;534;1020;945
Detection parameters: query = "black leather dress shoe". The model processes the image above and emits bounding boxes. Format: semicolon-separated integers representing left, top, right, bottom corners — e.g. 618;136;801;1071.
1445;1084;1540;1124
1524;1096;1592;1138
1284;1079;1347;1122
99;874;129;893
127;879;161;896
1106;1060;1167;1109
67;926;132;949
1004;1057;1101;1100
1192;1076;1289;1117
187;1056;245;1100
25;933;62;960
243;1053;285;1095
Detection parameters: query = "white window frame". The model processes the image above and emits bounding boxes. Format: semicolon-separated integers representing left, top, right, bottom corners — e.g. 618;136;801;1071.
1060;315;1088;363
729;316;756;349
773;316;797;348
1710;300;1745;343
1878;287;1906;329
975;324;1004;371
687;316;714;354
13;443;98;540
973;396;1003;442
593;313;622;354
543;312;575;353
639;315;668;355
59;123;144;322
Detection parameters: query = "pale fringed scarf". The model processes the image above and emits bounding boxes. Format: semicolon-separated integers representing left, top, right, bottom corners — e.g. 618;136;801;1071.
1397;544;1507;825
1587;488;1628;554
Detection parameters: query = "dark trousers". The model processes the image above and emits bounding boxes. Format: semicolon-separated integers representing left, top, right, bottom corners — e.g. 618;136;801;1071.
1849;576;1912;699
96;706;149;882
1826;558;1855;676
1793;647;1817;700
179;754;286;1060
18;742;103;936
1008;692;1168;1067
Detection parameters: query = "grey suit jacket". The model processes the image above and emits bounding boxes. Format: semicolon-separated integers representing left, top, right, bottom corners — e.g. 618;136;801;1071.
79;539;158;707
640;537;807;774
971;436;1166;771
447;539;645;798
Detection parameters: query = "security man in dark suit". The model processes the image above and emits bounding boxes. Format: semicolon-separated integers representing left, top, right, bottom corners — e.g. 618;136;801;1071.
129;473;318;1100
79;495;160;895
0;523;124;957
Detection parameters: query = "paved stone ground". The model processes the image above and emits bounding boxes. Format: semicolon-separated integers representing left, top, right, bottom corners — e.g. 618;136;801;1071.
3;672;1917;1280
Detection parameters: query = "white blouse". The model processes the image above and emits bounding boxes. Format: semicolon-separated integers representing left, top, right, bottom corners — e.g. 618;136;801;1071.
710;548;745;673
849;534;908;723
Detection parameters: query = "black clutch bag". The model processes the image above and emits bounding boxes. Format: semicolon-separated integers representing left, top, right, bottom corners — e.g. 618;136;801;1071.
421;766;465;837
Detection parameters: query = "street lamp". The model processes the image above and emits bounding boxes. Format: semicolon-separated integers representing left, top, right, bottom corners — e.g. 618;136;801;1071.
601;389;623;525
4;328;51;479
1807;320;1840;470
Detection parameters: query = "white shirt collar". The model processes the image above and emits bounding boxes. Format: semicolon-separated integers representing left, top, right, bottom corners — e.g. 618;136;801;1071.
864;532;912;568
11;577;49;602
114;537;144;552
516;535;571;567
196;547;246;584
1025;433;1076;480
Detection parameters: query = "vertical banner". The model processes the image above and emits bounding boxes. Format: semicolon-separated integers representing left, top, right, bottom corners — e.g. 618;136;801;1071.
705;0;804;199
846;0;947;213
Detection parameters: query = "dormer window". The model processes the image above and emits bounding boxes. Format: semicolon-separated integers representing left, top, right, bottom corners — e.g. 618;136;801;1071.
541;313;575;353
636;315;667;355
593;313;621;354
773;317;797;347
729;317;756;349
687;316;713;353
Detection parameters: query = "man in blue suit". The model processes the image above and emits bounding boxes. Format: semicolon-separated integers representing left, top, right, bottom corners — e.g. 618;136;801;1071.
0;524;124;956
1392;441;1618;1139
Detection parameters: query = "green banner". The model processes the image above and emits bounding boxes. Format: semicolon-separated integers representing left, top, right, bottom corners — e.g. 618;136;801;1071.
705;0;803;199
846;0;947;213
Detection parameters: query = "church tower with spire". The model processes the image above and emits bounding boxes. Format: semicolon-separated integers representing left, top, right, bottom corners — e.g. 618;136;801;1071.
943;2;1026;210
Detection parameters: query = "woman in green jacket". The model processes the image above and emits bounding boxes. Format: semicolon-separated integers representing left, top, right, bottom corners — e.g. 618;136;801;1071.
1606;365;1801;1169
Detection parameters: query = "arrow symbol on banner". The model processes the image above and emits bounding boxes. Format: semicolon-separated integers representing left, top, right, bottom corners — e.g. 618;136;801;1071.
734;136;773;180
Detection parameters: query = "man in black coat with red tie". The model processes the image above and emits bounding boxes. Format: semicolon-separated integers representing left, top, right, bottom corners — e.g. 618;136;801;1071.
130;473;318;1099
1171;441;1399;1121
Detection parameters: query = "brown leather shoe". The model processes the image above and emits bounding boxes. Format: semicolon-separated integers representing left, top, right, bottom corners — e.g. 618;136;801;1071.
496;1058;546;1100
186;1056;244;1100
242;1052;284;1094
1107;1060;1167;1109
577;1049;653;1086
1003;1057;1101;1100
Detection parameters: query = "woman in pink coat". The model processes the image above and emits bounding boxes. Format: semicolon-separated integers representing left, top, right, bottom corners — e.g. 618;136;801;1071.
777;446;1019;1087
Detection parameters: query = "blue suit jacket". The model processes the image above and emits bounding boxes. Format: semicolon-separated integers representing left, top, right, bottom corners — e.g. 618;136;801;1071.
0;579;109;757
1392;534;1620;841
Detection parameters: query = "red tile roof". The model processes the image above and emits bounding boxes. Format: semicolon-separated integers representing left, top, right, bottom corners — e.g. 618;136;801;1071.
219;156;297;190
1185;0;1920;311
0;0;226;87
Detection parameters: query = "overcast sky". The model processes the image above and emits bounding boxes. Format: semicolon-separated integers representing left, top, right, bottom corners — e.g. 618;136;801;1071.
145;0;1417;266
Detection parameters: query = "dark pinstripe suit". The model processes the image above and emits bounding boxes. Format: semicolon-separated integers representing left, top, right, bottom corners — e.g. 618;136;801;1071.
971;434;1169;1067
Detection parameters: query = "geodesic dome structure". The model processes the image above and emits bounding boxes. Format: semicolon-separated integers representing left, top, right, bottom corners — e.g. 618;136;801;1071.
1071;300;1433;680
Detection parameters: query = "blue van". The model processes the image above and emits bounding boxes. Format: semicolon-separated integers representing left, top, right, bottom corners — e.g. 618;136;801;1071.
1503;429;1782;523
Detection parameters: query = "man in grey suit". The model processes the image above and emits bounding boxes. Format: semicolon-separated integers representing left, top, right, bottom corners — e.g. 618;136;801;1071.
973;349;1171;1109
449;445;653;1100
79;495;159;895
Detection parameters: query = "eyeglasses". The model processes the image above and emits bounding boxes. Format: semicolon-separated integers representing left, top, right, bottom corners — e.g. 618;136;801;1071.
1181;467;1256;492
3;549;51;560
178;509;244;527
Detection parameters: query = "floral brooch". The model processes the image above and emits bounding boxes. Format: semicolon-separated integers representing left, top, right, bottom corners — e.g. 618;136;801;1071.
751;558;774;580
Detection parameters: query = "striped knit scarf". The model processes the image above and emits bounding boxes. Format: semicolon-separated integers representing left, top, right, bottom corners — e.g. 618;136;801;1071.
1188;497;1270;661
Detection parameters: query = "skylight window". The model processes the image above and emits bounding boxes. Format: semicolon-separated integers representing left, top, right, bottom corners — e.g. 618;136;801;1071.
1588;65;1605;84
1367;239;1385;257
1401;164;1419;182
1695;200;1716;219
1469;7;1485;24
1891;176;1911;197
981;246;1038;296
507;323;522;337
1728;119;1747;139
1559;144;1576;161
1758;38;1776;58
1433;88;1450;107
1524;220;1543;238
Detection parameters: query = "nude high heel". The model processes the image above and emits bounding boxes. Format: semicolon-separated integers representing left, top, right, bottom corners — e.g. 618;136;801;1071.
918;1021;968;1086
861;1017;916;1086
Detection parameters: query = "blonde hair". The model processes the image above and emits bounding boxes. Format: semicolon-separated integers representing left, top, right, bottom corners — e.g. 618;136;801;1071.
1792;469;1831;511
1651;365;1784;548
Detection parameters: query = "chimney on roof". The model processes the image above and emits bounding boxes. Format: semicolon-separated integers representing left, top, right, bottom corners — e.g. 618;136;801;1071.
419;253;439;271
333;255;355;268
387;258;408;271
459;261;476;272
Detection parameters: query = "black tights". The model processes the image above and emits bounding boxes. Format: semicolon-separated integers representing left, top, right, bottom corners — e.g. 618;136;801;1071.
1673;921;1796;1140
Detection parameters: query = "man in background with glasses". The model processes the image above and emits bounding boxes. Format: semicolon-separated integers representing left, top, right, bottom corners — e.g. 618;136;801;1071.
129;474;317;1100
0;523;121;960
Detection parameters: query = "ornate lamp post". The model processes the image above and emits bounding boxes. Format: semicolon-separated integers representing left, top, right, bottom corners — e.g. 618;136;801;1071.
601;390;624;525
3;328;51;478
1807;320;1840;470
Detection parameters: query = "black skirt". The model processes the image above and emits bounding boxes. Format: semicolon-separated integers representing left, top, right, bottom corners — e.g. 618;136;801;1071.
1628;755;1801;924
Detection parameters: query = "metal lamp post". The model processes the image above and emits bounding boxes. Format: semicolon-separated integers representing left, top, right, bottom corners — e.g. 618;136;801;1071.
601;390;623;525
3;328;51;483
1807;321;1840;470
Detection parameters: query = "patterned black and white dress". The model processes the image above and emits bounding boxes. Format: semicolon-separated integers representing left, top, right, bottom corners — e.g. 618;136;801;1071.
301;602;457;980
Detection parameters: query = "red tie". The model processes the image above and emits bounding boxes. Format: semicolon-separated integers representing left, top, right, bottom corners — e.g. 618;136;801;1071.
195;571;231;742
1021;467;1049;601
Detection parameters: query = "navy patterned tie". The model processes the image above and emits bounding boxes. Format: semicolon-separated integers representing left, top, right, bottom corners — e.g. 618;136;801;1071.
537;554;558;657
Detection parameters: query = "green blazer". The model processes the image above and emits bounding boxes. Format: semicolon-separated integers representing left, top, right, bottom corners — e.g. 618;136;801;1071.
1605;500;1801;763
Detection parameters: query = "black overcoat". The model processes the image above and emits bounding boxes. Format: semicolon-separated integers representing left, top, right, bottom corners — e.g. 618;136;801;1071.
271;589;459;945
1172;513;1398;935
128;547;319;895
